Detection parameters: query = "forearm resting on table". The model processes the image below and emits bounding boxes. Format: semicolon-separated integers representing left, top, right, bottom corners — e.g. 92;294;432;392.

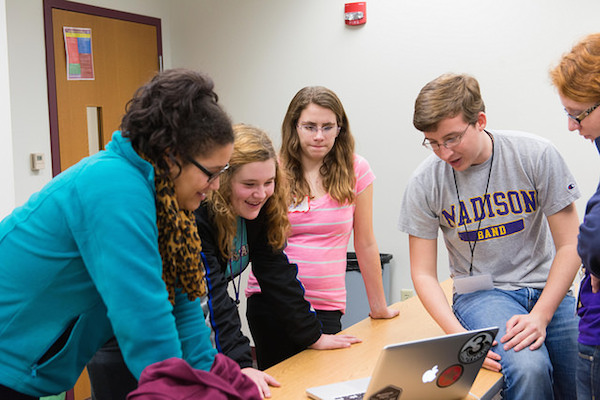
355;244;396;318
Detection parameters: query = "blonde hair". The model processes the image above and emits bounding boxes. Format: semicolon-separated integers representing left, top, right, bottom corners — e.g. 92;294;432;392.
207;124;291;259
550;33;600;103
280;86;356;206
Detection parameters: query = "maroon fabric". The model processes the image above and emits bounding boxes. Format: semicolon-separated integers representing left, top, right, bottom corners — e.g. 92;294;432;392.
127;354;261;400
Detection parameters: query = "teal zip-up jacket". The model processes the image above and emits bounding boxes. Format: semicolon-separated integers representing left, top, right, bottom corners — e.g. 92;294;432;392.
0;132;216;397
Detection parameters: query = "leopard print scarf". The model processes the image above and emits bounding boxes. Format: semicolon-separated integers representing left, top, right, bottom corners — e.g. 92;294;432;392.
147;157;207;304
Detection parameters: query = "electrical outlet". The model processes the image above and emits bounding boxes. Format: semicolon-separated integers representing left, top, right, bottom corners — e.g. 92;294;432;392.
401;289;414;301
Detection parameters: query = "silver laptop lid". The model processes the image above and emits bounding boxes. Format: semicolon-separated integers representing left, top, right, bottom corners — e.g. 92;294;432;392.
364;327;499;400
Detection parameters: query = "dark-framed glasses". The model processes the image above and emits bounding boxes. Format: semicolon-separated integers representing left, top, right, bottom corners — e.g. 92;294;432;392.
564;102;600;125
422;124;470;151
187;158;230;183
297;124;341;136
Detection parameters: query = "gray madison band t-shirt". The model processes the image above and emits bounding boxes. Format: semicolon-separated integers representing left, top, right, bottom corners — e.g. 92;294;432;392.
398;130;580;292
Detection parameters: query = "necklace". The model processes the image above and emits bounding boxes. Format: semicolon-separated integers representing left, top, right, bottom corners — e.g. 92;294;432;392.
452;130;494;276
228;218;246;305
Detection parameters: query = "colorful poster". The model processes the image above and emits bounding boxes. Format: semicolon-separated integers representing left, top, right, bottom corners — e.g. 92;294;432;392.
63;27;94;80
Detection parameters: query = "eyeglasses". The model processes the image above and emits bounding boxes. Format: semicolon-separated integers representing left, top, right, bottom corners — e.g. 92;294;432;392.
297;124;341;136
422;124;470;151
187;158;230;183
564;102;600;125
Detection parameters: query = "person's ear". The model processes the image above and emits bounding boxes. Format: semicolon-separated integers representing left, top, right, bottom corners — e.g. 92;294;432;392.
164;151;182;178
476;112;487;130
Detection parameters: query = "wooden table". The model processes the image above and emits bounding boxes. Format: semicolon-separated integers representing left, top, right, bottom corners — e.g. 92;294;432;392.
265;279;503;399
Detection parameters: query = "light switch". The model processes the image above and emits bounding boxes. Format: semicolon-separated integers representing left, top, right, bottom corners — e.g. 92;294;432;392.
31;153;45;171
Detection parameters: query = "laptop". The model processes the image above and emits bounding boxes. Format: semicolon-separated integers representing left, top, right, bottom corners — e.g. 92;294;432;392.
306;327;499;400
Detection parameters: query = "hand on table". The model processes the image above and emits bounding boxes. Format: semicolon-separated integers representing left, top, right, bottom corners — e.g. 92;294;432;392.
241;367;280;398
309;333;362;350
369;306;400;319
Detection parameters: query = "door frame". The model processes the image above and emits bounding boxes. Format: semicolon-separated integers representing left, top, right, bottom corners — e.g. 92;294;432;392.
43;0;163;176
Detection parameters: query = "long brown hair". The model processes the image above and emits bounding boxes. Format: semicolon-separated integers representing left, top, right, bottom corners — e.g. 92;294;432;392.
280;86;356;206
207;124;291;259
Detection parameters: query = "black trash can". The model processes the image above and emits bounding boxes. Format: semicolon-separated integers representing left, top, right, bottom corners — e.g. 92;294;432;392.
341;252;393;329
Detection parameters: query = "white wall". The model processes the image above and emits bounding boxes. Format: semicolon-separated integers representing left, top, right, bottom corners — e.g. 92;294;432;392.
5;0;173;207
168;0;600;303
0;0;15;219
5;1;600;303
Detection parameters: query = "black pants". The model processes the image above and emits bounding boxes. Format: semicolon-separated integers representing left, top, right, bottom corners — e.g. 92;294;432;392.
0;385;38;400
86;337;137;400
246;294;343;370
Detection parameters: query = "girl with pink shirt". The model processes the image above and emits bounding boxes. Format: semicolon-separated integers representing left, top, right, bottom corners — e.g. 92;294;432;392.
246;87;398;365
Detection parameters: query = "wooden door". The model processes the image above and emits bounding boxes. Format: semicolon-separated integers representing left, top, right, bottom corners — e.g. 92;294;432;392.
44;0;162;174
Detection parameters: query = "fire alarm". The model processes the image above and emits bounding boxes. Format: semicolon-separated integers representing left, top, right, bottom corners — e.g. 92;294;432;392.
345;2;366;26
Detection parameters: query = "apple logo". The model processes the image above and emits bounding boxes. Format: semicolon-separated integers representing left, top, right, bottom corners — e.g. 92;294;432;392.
422;365;439;383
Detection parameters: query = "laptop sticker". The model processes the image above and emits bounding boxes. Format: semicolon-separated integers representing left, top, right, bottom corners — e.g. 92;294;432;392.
368;385;403;400
436;364;464;388
458;331;495;364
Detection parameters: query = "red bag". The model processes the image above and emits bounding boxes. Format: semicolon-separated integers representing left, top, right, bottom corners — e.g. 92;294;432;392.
127;354;261;399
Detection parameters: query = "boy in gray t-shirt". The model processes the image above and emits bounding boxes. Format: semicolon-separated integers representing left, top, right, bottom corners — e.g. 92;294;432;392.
398;73;580;400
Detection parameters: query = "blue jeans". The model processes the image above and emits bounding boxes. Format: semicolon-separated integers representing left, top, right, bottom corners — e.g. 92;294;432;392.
577;343;600;400
453;288;578;400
